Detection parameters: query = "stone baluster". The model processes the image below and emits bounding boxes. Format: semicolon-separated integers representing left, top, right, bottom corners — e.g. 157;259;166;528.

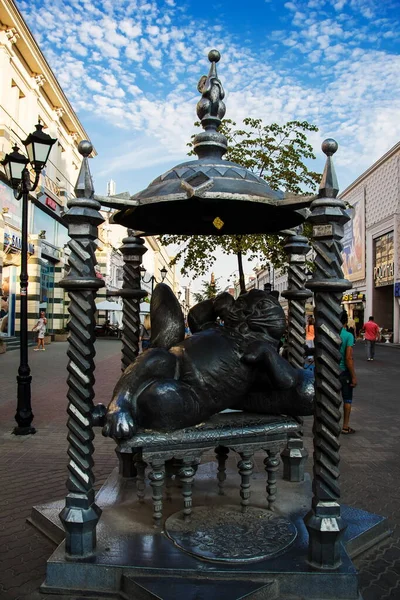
59;141;104;557
304;139;350;569
280;228;311;481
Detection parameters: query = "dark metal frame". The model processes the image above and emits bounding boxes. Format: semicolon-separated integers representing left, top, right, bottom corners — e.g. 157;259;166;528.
304;139;349;569
58;128;349;578
59;141;105;556
280;228;312;481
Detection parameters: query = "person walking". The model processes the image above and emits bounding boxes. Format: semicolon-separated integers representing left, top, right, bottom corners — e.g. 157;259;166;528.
139;314;151;352
306;316;315;348
339;311;357;434
32;310;47;351
361;316;380;361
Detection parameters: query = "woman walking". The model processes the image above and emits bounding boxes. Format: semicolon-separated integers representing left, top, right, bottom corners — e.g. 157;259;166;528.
32;310;47;351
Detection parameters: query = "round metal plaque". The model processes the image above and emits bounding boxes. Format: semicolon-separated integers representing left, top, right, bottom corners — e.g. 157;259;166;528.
164;505;297;563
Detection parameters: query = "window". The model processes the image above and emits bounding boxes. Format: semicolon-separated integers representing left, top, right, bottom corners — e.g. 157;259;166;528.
33;207;56;245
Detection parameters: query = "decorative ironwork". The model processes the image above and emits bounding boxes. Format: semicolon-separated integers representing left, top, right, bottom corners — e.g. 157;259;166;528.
280;227;311;481
264;449;280;511
119;231;147;372
194;49;227;160
165;505;297;563
238;451;254;512
304;139;350;569
282;228;312;369
59;141;104;557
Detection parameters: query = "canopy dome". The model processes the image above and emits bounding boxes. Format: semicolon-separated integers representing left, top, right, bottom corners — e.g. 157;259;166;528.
113;50;312;236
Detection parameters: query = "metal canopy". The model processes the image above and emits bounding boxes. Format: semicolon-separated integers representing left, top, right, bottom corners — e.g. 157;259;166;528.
113;50;313;236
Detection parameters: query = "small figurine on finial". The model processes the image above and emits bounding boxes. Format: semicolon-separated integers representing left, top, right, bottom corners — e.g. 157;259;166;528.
78;140;93;158
197;48;226;124
321;138;338;157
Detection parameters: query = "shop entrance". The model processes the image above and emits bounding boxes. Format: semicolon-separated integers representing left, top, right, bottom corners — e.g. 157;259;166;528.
352;304;365;337
1;265;17;336
40;259;55;333
373;285;394;331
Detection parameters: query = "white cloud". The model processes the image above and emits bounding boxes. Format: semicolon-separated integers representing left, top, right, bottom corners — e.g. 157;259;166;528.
87;78;103;92
17;0;400;194
119;19;142;38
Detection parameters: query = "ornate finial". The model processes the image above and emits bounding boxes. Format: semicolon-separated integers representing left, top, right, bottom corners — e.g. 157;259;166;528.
321;138;338;157
319;138;339;198
78;140;93;158
75;140;94;198
193;49;227;159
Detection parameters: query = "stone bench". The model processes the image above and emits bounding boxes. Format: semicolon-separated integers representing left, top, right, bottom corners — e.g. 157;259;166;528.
115;412;300;526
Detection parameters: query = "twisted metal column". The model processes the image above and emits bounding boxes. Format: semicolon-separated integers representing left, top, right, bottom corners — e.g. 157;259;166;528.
304;139;350;569
280;228;311;481
59;141;104;557
120;231;147;372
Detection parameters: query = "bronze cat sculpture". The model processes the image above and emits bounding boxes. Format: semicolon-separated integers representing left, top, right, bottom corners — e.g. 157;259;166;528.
103;284;314;439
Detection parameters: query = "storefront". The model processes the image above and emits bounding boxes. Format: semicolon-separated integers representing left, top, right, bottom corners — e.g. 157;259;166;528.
1;180;35;336
0;179;69;336
32;196;68;334
1;230;35;336
341;291;366;337
373;231;394;331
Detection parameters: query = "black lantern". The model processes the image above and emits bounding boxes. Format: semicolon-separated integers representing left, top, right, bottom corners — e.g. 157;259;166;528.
1;145;29;189
23;123;56;173
140;265;146;278
160;266;168;282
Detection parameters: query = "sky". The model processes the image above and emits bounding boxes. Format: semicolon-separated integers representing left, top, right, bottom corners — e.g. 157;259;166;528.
17;0;400;291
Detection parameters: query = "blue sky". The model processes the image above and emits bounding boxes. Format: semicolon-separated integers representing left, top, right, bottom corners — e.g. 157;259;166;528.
17;0;400;287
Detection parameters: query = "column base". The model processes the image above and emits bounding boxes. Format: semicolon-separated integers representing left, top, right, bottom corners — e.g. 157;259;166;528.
304;501;347;569
281;437;308;482
13;425;36;435
59;493;102;557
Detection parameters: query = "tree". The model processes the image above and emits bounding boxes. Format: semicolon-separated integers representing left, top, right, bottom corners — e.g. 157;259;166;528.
192;274;221;304
160;118;320;294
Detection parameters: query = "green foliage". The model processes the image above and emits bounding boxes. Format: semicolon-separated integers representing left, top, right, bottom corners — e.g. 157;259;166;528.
160;118;321;280
192;277;222;303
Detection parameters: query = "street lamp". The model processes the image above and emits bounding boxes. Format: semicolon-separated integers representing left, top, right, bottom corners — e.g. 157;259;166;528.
140;265;168;293
1;123;56;435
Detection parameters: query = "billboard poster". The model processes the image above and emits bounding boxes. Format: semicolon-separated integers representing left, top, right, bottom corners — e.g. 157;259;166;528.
0;180;21;229
342;195;365;282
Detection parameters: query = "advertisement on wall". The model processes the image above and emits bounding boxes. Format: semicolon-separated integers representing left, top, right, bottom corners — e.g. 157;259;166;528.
0;180;21;229
342;195;365;282
374;231;394;287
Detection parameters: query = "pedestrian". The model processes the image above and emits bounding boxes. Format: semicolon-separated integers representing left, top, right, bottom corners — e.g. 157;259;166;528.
139;314;151;352
347;315;356;343
306;316;315;349
32;310;47;351
361;315;380;361
339;311;357;434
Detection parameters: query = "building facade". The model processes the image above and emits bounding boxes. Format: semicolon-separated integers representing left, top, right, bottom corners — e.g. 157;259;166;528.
94;204;180;324
340;142;400;342
0;0;92;337
234;138;400;346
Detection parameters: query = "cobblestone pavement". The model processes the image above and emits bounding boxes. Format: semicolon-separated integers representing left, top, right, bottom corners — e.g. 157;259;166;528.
0;340;399;600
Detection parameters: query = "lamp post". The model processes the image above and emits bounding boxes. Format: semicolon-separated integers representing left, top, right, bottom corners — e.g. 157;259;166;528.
1;124;56;435
140;265;168;293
